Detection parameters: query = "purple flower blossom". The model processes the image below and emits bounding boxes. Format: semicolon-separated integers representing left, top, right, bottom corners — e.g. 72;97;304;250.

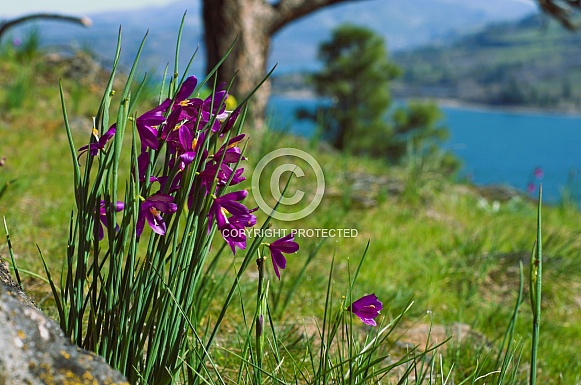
136;101;170;150
199;162;245;194
219;222;248;254
96;200;124;241
268;233;299;280
218;208;259;253
220;107;241;135
78;124;116;159
211;134;246;164
137;193;178;236
348;294;383;326
527;182;536;194
534;167;544;180
208;190;253;230
208;190;256;253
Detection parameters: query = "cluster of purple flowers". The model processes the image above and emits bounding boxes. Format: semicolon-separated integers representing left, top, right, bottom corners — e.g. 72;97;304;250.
78;75;381;326
79;76;255;251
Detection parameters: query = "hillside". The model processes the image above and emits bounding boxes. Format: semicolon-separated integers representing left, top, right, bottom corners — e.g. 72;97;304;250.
391;14;581;110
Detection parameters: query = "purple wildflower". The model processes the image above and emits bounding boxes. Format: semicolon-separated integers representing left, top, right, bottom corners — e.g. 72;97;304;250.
527;182;536;194
137;193;178;236
211;134;246;164
534;167;544;180
267;233;299;280
199;162;245;195
348;294;383;326
208;190;256;253
78;124;116;159
136;101;170;150
218;208;259;253
208;190;254;230
218;222;248;254
96;200;124;241
220;107;241;135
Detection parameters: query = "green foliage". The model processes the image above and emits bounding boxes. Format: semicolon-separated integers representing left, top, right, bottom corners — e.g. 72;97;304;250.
307;24;457;172
0;157;13;202
311;24;399;151
1;18;580;385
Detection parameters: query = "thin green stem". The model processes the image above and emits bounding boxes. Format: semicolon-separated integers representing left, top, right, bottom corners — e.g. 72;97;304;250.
530;185;542;385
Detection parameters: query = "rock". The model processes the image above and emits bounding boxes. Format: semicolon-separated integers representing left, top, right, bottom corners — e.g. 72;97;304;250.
0;258;129;385
0;259;37;308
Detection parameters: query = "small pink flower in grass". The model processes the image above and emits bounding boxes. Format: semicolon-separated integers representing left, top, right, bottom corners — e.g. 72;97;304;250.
267;233;299;280
348;293;383;326
534;167;544;180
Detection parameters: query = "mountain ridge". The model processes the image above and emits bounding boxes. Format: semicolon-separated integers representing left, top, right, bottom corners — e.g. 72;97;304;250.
2;0;535;75
390;13;581;110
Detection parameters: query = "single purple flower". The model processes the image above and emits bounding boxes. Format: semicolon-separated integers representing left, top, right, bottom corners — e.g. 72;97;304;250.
267;233;299;280
137;151;152;182
348;294;383;327
211;134;246;164
136;101;170;150
527;182;536;194
208;190;254;231
208;190;256;253
137;193;178;236
218;208;259;253
533;167;544;180
78;124;116;159
160;76;202;138
220;107;241;135
199;162;245;194
96;200;124;241
218;221;248;254
174;76;198;104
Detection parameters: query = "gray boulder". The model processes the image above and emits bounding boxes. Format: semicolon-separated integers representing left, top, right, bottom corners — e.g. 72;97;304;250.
0;259;129;385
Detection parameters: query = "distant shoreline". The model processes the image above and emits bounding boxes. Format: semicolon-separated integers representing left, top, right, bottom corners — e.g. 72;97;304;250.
420;97;581;118
271;90;581;118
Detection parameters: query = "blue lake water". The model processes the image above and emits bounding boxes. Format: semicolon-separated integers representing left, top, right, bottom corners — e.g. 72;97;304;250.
267;95;581;204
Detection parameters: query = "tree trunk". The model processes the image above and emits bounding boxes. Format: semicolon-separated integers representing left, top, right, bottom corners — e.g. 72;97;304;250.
202;0;360;131
203;0;275;130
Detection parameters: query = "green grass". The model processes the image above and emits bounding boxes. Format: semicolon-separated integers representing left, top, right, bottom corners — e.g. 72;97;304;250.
0;43;580;384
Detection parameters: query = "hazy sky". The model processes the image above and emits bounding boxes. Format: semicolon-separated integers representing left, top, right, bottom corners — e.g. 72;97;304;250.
0;0;185;17
2;0;536;18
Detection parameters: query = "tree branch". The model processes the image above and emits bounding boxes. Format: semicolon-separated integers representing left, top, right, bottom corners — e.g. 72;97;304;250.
0;14;92;42
537;0;581;29
269;0;369;34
